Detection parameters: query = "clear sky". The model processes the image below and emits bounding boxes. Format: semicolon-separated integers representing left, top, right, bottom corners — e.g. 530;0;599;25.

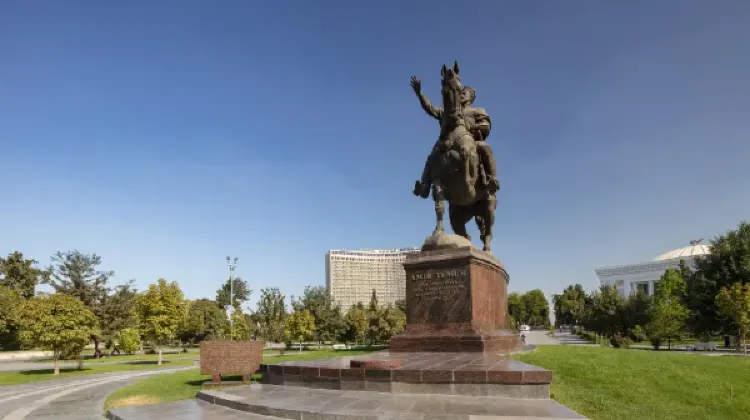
2;1;749;307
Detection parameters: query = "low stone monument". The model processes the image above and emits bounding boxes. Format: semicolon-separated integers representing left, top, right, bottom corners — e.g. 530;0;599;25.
200;340;263;386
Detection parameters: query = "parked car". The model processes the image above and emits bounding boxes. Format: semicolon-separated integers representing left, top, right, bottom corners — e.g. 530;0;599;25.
520;325;531;332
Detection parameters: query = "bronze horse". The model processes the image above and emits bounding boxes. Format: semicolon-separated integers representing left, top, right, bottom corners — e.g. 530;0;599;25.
426;62;497;252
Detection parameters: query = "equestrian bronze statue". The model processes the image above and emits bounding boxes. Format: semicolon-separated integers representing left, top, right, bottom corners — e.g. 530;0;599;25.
411;61;499;252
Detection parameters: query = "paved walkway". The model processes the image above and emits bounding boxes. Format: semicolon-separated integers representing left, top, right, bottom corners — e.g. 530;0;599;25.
523;330;561;345
522;330;593;346
0;366;195;420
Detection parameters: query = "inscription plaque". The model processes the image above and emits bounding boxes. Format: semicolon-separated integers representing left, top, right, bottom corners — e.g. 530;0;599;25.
200;340;263;384
407;267;471;325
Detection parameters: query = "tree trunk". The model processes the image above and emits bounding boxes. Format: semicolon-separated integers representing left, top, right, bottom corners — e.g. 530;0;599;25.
53;351;60;375
668;337;671;350
94;337;100;359
158;348;163;365
299;340;302;353
742;328;746;356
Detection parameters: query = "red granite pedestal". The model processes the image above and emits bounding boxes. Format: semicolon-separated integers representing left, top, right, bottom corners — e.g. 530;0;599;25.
389;246;522;353
255;244;551;399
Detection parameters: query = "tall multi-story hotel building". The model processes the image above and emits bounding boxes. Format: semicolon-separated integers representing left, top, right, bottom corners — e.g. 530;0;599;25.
325;248;420;310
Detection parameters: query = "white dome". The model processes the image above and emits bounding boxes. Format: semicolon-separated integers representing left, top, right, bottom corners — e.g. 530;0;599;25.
654;244;711;261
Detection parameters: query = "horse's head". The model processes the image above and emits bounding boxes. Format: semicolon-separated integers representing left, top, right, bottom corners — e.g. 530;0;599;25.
441;61;463;114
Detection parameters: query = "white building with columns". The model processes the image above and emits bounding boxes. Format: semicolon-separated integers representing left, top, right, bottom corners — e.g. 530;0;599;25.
595;241;711;297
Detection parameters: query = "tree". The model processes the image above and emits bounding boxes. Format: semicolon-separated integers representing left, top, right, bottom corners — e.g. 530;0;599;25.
369;289;379;312
344;306;369;345
44;250;113;354
216;277;252;309
116;328;141;354
367;290;382;344
101;280;138;349
395;299;407;314
715;283;750;354
685;222;750;339
647;269;689;349
285;310;315;353
375;306;406;341
179;299;227;344
507;292;527;327
552;294;566;327
623;291;651;340
135;278;186;365
584;285;625;337
18;294;99;374
255;288;288;343
292;286;346;346
229;310;253;340
0;286;22;350
523;289;551;327
553;284;587;327
0;251;44;299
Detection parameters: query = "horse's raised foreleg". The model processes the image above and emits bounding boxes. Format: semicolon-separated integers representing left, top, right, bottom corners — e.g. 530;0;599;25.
432;182;445;235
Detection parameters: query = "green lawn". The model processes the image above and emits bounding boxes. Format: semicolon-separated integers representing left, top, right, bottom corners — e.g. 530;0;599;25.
513;346;750;420
0;359;196;386
105;349;375;410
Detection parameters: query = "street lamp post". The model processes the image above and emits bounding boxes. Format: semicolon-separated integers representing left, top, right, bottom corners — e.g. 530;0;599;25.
226;256;239;340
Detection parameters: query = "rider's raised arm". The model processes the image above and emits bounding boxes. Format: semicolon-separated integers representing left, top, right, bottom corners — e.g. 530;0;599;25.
418;93;444;120
468;107;492;141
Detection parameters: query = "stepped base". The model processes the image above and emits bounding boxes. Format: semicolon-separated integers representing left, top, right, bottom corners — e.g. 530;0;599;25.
389;328;522;353
195;385;588;419
106;399;274;419
261;350;551;398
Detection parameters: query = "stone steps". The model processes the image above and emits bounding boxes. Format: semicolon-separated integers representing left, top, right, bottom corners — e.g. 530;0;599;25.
194;384;588;419
107;399;277;419
554;334;591;345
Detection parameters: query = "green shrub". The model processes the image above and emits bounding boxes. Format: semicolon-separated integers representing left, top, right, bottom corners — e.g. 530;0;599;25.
579;331;597;343
609;334;631;349
117;328;141;355
629;325;647;343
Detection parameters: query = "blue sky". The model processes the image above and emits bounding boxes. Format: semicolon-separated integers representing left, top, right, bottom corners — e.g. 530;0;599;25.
2;1;749;308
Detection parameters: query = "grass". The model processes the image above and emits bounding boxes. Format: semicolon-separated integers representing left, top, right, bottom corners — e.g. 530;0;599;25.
0;358;196;386
513;346;750;420
105;349;375;410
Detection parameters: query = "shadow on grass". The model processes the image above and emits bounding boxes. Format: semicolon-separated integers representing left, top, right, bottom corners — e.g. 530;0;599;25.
18;360;178;375
121;360;176;366
185;373;263;387
19;367;94;375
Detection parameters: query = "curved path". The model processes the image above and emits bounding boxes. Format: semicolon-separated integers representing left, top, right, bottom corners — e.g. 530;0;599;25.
0;367;195;420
